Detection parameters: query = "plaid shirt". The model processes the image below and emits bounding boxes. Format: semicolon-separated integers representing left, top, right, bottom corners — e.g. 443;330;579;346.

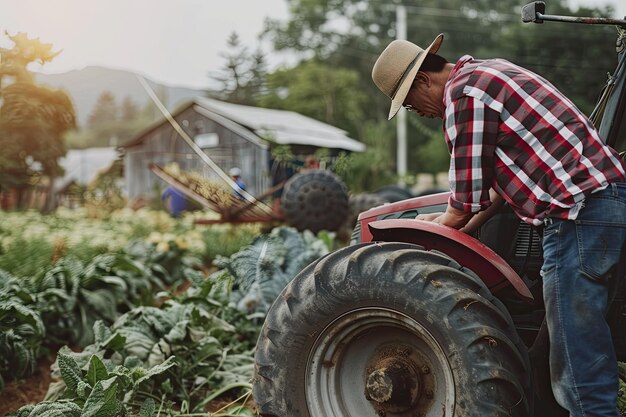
443;55;626;225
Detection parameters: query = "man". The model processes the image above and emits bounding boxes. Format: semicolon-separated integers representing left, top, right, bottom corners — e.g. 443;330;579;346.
372;34;626;416
229;167;247;199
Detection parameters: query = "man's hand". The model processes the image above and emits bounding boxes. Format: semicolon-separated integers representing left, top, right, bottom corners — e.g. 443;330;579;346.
416;189;502;232
416;206;473;229
415;212;443;222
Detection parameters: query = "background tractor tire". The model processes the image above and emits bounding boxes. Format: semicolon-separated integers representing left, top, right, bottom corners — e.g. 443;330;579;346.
253;242;531;417
281;169;349;233
342;192;388;231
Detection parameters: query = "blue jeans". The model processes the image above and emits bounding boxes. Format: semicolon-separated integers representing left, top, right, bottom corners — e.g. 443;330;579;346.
541;183;626;417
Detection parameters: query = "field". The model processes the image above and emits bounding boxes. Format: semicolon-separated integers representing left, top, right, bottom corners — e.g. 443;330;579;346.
0;208;331;416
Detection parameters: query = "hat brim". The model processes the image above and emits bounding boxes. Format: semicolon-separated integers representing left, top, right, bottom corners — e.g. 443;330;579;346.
388;33;444;120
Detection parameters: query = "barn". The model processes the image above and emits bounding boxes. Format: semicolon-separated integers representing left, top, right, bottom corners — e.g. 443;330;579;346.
120;97;365;200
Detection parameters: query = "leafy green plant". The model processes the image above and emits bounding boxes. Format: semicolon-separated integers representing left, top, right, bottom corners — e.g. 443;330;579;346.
39;266;259;415
9;347;172;417
8;401;83;417
216;226;329;313
34;256;129;347
0;237;54;278
611;361;626;415
94;253;158;308
102;297;254;412
200;225;259;264
0;271;45;389
2;227;331;415
0;228;205;389
125;239;200;288
30;239;199;347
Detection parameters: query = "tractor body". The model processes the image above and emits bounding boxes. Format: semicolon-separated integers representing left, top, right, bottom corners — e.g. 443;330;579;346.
353;191;626;359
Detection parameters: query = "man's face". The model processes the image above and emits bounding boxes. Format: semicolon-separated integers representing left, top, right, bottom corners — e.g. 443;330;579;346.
403;73;441;119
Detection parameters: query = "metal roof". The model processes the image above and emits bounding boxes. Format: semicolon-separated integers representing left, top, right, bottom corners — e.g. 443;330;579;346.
194;97;365;152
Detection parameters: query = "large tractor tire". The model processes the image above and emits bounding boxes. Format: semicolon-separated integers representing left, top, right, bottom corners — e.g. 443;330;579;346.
253;242;531;417
281;169;349;233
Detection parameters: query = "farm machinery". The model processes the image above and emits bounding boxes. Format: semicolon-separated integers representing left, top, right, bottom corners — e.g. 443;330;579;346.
151;157;413;234
152;162;351;233
251;3;626;416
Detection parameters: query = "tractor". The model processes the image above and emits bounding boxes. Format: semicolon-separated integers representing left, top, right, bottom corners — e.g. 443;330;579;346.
251;3;626;416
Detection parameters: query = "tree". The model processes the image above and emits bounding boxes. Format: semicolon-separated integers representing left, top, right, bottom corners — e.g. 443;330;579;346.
0;31;59;86
334;120;396;192
209;32;268;105
264;0;526;120
120;96;139;122
498;3;618;115
259;59;367;137
67;95;156;149
0;32;76;210
88;91;117;128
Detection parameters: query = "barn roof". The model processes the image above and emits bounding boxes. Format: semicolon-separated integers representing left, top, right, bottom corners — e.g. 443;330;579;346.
123;97;365;152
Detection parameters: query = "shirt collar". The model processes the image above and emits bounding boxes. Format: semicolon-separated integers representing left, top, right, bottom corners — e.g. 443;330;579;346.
443;55;474;105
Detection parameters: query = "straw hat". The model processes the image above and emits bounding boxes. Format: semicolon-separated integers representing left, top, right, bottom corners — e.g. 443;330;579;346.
372;34;444;120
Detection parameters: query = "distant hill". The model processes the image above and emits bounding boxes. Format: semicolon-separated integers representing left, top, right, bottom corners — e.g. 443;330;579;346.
35;66;206;127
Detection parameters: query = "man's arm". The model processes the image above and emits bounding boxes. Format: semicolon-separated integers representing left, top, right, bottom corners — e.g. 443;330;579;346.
440;191;506;231
416;96;500;229
460;190;504;233
445;96;499;216
416;190;504;230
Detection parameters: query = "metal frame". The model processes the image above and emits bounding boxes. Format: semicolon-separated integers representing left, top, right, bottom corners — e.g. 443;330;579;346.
522;1;626;27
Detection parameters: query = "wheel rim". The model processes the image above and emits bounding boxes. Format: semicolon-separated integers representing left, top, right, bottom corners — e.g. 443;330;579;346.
306;307;455;417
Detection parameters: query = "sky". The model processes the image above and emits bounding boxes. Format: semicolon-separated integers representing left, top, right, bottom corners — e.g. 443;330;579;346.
1;0;625;90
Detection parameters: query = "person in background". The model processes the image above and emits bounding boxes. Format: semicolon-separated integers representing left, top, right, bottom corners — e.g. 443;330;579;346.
161;185;187;217
229;167;247;199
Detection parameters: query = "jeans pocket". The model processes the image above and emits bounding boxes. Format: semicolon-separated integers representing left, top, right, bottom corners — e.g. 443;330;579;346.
576;222;626;281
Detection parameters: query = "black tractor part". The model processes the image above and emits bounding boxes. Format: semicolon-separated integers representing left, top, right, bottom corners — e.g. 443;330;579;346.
253;242;532;417
374;185;414;203
281;169;349;233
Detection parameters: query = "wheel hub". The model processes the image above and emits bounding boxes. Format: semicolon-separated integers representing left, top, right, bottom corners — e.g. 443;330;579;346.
305;308;455;417
365;357;421;411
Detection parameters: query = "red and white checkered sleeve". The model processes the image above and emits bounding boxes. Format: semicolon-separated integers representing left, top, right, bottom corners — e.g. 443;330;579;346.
444;96;499;213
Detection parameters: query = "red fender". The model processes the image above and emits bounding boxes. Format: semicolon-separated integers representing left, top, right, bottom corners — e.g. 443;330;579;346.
368;219;534;303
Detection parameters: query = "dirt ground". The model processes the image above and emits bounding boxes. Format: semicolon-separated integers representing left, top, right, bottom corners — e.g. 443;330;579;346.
0;356;54;417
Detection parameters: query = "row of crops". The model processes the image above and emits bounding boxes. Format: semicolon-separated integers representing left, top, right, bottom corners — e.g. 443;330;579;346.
0;208;333;416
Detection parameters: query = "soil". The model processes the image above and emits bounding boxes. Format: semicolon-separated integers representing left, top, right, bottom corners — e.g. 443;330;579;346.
0;355;54;417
